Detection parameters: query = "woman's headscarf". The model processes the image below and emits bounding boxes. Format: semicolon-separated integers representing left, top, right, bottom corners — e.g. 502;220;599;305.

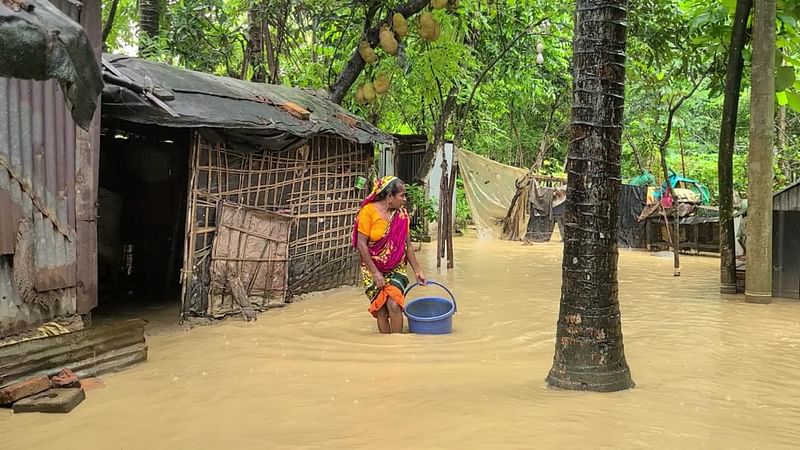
358;175;399;208
352;175;402;249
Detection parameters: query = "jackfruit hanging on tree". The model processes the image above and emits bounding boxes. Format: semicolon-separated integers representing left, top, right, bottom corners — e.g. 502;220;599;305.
392;13;408;38
374;73;390;95
419;12;440;42
362;82;376;103
379;25;399;55
358;41;377;64
355;85;366;105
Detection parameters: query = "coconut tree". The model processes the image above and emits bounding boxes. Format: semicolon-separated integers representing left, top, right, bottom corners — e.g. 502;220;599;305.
138;0;159;56
546;0;634;392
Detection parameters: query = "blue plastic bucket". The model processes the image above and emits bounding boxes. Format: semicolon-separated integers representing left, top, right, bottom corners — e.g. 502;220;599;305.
404;281;457;334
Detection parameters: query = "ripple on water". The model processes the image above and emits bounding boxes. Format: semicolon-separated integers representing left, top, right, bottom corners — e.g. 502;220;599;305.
4;237;800;450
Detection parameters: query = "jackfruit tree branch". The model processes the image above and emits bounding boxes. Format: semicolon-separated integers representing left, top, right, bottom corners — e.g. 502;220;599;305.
328;0;431;104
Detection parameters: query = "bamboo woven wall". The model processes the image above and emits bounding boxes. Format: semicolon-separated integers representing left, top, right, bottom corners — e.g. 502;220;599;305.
183;134;368;316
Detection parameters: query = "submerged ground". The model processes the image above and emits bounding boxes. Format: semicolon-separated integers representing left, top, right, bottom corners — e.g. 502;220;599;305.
2;236;799;449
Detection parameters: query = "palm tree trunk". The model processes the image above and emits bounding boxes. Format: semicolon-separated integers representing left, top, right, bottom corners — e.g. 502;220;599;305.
138;0;160;57
718;0;752;294
546;0;634;392
745;0;775;304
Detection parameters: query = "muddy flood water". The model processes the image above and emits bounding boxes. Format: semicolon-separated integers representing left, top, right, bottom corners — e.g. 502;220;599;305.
3;236;800;449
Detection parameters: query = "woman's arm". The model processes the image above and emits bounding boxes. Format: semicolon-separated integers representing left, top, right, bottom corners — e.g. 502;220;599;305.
357;232;385;288
406;235;426;285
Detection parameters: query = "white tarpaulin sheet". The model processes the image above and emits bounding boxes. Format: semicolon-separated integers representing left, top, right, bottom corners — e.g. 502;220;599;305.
459;148;527;239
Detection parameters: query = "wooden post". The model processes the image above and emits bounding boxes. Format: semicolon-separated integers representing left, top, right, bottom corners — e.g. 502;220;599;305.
75;0;102;315
673;205;681;276
446;149;458;269
678;128;686;176
436;144;448;268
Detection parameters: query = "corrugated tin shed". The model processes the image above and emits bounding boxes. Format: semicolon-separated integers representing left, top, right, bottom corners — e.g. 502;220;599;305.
100;54;393;145
774;179;800;211
774;179;800;299
0;0;100;338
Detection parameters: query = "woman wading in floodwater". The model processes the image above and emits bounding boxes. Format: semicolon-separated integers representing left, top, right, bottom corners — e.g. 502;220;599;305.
353;176;426;333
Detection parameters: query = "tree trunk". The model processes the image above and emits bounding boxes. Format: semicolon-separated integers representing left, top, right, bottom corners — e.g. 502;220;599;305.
656;76;707;278
138;0;160;57
625;135;645;173
246;6;268;82
657;125;680;277
510;109;525;167
678;128;686;176
414;87;458;182
532;91;564;171
101;0;120;50
245;3;283;84
718;0;753;294
265;21;281;84
745;0;775;304
777;105;789;178
546;0;634;392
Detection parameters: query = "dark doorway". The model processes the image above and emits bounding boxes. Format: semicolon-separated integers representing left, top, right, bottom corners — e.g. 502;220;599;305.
95;124;190;324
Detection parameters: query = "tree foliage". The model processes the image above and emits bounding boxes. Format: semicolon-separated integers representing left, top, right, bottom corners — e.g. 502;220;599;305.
100;0;800;195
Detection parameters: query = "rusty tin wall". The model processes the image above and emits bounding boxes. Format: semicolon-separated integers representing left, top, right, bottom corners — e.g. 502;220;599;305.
0;0;84;338
774;182;800;213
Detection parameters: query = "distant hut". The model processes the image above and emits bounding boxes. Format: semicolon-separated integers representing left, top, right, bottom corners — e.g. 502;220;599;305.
773;180;800;299
735;180;800;299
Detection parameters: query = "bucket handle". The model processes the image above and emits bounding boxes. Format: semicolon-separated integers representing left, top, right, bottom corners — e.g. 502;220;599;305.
404;280;457;313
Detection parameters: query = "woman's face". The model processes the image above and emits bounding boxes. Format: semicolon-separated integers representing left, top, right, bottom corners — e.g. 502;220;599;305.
387;184;407;209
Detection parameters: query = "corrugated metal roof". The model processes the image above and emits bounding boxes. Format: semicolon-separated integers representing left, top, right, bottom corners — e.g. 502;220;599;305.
100;54;393;145
774;179;800;212
773;178;800;198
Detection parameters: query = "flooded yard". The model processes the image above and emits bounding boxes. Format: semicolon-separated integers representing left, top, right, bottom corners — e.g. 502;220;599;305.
2;237;799;449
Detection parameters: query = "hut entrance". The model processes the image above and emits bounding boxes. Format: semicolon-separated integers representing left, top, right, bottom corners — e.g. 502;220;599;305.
95;126;191;321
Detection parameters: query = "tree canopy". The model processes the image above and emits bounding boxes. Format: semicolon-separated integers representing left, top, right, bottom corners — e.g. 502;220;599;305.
101;0;800;198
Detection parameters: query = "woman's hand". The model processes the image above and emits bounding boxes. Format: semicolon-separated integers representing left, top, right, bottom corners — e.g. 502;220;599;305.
373;272;386;289
405;235;426;286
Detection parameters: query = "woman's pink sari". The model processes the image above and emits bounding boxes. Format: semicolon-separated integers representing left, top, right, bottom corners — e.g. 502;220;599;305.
363;209;409;272
351;176;410;273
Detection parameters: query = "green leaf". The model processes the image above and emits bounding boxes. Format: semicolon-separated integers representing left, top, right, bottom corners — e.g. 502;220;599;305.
721;0;736;12
777;91;788;105
776;66;796;92
787;91;800;113
778;14;798;29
